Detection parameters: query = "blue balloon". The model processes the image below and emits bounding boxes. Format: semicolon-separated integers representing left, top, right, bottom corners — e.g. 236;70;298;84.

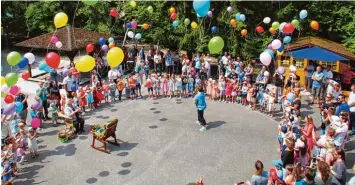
15;102;23;113
193;0;210;17
283;36;291;44
135;33;142;40
239;14;246;21
277;43;284;52
265;49;274;57
172;20;179;27
235;13;241;21
99;37;106;46
18;57;29;69
39;62;52;73
287;93;295;102
108;37;114;43
211;26;217;33
126;22;132;28
299;10;308;20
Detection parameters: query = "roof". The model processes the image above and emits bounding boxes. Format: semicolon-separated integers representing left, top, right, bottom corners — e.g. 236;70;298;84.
288;46;349;62
285;36;355;60
16;26;111;51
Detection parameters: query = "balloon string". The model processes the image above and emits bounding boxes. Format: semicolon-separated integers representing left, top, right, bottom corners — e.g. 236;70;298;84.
72;0;80;56
25;0;30;38
46;29;57;53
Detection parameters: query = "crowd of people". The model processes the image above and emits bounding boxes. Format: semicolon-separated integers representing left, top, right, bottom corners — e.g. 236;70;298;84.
1;45;355;184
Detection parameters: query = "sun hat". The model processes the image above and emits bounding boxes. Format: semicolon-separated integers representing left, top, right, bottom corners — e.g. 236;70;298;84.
272;160;283;168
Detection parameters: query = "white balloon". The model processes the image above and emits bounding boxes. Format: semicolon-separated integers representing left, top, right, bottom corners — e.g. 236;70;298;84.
1;84;9;93
127;31;134;39
263;17;271;24
24;52;35;64
259;52;272;66
271;39;282;50
279;22;287;32
55;41;63;48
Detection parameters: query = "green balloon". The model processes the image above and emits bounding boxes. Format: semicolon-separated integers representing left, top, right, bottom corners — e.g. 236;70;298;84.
147;6;153;13
291;19;300;28
272;21;280;30
184;18;190;26
82;0;98;5
5;72;18;87
208;36;224;54
7;51;21;66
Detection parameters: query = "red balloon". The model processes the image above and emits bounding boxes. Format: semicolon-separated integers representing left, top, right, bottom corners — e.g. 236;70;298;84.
86;44;95;53
170;13;177;20
256;26;264;33
4;95;14;104
283;23;295;34
45;52;60;69
22;72;30;80
110;9;118;17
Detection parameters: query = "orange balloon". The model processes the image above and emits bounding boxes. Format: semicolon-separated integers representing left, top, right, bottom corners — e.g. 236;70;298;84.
241;29;247;36
310;20;319;30
269;27;277;35
230;19;237;26
169;7;176;14
142;23;149;30
109;42;115;49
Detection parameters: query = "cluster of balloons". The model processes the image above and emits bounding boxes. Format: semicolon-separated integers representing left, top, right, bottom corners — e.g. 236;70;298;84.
51;36;63;49
170;7;177;20
126;20;138;29
108;37;115;48
127;31;142;40
7;51;35;71
235;13;246;22
53;12;68;29
208;36;224;54
110;9;118;18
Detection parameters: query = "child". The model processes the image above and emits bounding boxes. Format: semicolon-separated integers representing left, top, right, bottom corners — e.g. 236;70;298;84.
102;80;110;103
135;73;142;97
225;78;233;103
93;86;104;107
78;87;87;112
175;75;182;98
15;132;27;164
212;80;219;101
146;75;153;98
153;74;161;98
231;80;238;103
27;127;38;158
124;77;130;99
49;81;60;100
257;87;265;112
241;82;248;105
251;84;258;110
109;79;116;102
267;92;276;118
60;94;66;111
128;75;137;100
86;86;94;110
187;74;194;96
195;75;201;94
236;89;242;104
162;74;169;97
207;78;213;100
168;75;175;99
49;102;59;125
117;78;125;101
219;77;226;102
182;75;188;98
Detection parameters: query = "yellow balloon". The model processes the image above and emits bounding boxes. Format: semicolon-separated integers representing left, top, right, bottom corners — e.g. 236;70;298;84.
277;51;284;56
191;22;198;29
1;76;5;85
107;47;124;68
75;55;95;72
129;1;136;7
54;12;68;28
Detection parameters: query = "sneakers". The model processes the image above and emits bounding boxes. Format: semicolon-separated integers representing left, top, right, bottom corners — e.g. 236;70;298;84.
196;121;201;125
200;126;207;131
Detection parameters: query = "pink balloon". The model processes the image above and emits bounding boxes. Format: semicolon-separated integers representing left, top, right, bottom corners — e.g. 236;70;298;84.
131;21;137;29
267;43;273;50
31;118;41;128
260;52;272;66
51;36;59;44
9;85;21;96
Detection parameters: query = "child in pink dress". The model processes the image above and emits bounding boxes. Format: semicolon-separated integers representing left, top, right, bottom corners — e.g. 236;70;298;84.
207;78;213;100
102;80;110;103
162;74;169;97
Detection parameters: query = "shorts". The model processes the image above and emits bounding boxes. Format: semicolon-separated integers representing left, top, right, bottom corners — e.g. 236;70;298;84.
130;88;136;95
220;89;225;96
148;87;153;92
182;84;186;90
241;92;247;98
125;88;130;95
312;86;321;97
136;83;141;90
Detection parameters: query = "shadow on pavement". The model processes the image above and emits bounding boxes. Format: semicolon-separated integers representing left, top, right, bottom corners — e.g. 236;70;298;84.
207;121;226;130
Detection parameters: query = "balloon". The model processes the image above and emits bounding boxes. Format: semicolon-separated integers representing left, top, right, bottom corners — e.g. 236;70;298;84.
63;68;69;76
45;52;60;69
277;50;284;56
21;72;30;80
279;22;286;32
191;22;198;29
1;76;6;85
129;1;136;8
75;55;95;72
283;36;291;44
32;101;41;110
230;19;237;26
291;19;300;28
55;41;63;48
299;10;308;20
172;20;179;28
31;118;41;129
278;43;284;51
287;93;295;102
269;27;276;35
4;95;14;104
208;36;224;54
271;39;282;50
263;17;271;24
193;0;210;17
126;22;132;28
277;66;285;75
107;47;124;68
211;26;217;33
7;51;21;66
102;45;109;51
241;29;247;36
109;42;115;49
170;13;177;20
39;62;52;73
142;23;149;29
265;49;274;57
15;102;23;113
290;65;297;72
239;14;246;21
5;73;18;87
271;21;280;30
3;103;16;115
24;53;35;64
54;12;68;28
283;23;294;34
2;84;9;93
127;31;134;38
9;85;20;96
110;9;118;18
147;6;153;13
259;52;272;66
310;21;319;30
108;37;114;43
256;26;264;33
207;11;213;17
51;36;59;44
17;57;29;69
235;13;241;21
135;33;142;40
99;37;106;46
169;7;176;14
227;6;233;12
184;18;191;26
86;44;95;53
267;43;273;50
131;21;137;29
82;0;98;5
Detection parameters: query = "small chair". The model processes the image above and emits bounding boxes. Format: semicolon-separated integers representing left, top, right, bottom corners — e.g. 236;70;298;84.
91;119;119;153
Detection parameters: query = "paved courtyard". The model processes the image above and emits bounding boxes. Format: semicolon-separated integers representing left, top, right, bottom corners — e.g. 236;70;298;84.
14;97;282;185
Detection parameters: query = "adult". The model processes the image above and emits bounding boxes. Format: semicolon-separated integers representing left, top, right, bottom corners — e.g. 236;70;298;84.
194;86;207;131
70;62;81;85
295;167;315;185
250;160;268;185
322;65;333;101
172;50;180;74
219;52;228;75
314;160;340;185
64;98;85;134
348;83;355;135
91;70;99;88
139;47;145;61
327;81;342;101
341;65;355;90
245;63;254;83
165;50;173;75
154;51;162;75
194;54;202;76
181;55;190;75
146;49;155;74
15;93;29;123
36;82;50;120
305;61;315;90
129;45;139;59
62;72;75;97
311;66;324;107
335;94;349;116
300;116;315;161
281;138;294;168
204;54;211;79
108;67;119;84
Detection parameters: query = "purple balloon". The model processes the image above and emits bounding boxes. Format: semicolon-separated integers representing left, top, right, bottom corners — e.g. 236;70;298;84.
51;36;59;44
62;68;69;76
32;101;41;110
102;45;109;52
3;103;16;115
227;6;233;12
207;11;213;17
277;66;285;75
267;43;273;50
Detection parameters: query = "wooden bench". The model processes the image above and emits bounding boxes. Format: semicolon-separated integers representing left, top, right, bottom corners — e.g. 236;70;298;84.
91;119;119;153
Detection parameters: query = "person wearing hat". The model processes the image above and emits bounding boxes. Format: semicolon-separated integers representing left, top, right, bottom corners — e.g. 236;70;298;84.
64;98;85;134
272;160;286;181
194;86;208;131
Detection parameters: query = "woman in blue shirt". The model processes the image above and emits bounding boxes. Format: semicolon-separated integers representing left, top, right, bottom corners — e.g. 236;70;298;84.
194;86;207;131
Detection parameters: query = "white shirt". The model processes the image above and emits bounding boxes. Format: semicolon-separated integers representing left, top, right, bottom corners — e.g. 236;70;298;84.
204;61;210;70
322;69;333;83
63;76;75;91
348;91;355;112
327;86;342;100
108;70;118;81
306;65;314;77
221;56;228;65
154;55;161;63
1;122;9;139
